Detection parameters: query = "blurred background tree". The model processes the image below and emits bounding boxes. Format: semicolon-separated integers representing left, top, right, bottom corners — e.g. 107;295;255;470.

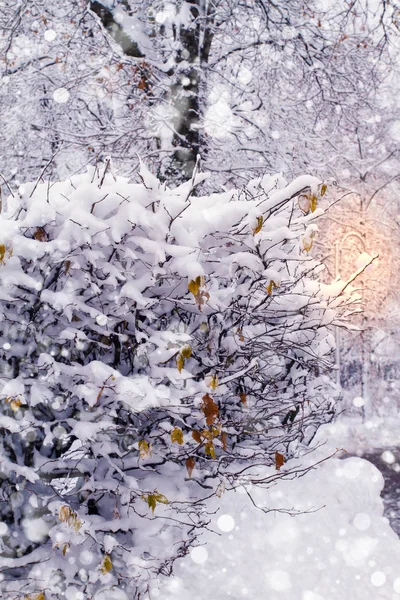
1;0;399;186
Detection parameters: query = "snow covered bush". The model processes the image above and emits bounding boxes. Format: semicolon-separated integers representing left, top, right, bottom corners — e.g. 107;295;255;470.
0;162;353;598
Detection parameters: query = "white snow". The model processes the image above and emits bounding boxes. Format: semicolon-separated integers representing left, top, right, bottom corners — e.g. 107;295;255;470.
382;450;396;465
204;97;235;139
22;517;51;543
353;396;365;407
155;427;400;599
355;252;374;270
353;513;371;531
371;571;386;587
94;591;128;600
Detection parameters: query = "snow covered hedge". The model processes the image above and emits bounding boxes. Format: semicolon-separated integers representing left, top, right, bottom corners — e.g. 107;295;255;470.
0;163;352;597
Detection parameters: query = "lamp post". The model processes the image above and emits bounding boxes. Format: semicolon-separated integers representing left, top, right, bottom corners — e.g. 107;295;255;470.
334;230;369;415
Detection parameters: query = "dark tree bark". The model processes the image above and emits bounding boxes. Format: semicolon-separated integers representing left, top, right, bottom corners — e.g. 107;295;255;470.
168;1;202;180
90;1;144;57
90;0;216;181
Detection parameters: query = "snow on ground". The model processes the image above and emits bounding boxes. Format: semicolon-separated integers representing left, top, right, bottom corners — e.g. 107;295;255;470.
323;412;400;455
154;425;400;600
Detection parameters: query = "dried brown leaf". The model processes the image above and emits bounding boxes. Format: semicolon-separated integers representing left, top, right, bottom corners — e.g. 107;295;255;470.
192;430;202;444
201;393;219;426
185;457;196;478
275;451;285;471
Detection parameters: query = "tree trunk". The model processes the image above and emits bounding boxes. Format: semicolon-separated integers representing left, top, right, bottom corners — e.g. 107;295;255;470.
90;0;214;182
168;1;202;180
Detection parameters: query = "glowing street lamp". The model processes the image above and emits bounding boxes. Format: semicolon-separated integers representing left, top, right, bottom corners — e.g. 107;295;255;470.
319;192;392;417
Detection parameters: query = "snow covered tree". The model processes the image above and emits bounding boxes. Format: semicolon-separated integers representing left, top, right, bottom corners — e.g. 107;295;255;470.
0;0;158;183
1;0;398;186
0;163;358;597
88;0;400;182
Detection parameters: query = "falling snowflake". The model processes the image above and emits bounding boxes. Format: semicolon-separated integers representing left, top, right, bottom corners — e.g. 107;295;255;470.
217;514;235;533
44;29;56;41
370;571;386;587
53;88;70;104
190;546;208;565
353;396;364;407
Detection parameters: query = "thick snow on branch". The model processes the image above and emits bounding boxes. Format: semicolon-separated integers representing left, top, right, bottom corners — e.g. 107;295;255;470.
0;164;355;597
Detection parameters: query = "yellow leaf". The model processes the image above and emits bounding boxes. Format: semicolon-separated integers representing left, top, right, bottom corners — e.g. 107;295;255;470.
59;505;72;523
176;353;185;373
207;374;218;390
154;492;169;505
143;492;169;513
145;494;157;513
275;451;285;471
320;183;327;196
181;344;192;359
0;244;6;264
204;441;216;459
9;398;21;412
188;276;208;311
310;194;318;212
139;439;151;459
211;424;221;437
201;429;213;440
252;215;263;235
100;554;113;575
266;280;279;295
188;275;204;296
302;236;313;252
188;279;200;296
171;426;184;445
239;392;247;407
186;457;196;478
35;594;46;600
70;514;82;532
62;543;69;556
